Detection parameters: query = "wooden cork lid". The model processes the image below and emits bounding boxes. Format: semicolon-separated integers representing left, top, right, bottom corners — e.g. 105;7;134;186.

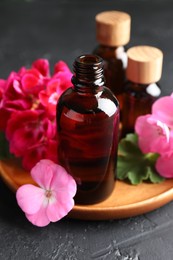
126;46;163;84
96;11;131;47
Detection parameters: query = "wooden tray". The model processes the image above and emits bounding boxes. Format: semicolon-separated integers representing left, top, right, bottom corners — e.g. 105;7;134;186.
0;159;173;220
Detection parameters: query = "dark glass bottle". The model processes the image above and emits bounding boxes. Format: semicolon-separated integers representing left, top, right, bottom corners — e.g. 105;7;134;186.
93;45;127;111
56;54;119;205
121;46;163;137
122;82;161;136
93;11;131;111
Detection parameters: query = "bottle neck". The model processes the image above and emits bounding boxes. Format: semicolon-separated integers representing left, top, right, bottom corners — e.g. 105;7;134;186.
72;54;105;93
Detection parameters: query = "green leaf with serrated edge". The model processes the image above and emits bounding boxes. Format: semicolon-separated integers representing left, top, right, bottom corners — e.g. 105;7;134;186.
147;167;164;183
118;139;142;157
117;133;165;185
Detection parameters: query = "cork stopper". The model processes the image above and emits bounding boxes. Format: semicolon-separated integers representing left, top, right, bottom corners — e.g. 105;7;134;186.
95;11;131;47
126;46;163;84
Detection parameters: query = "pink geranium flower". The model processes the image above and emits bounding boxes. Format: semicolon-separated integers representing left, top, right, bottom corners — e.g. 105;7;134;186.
32;59;50;77
156;151;173;178
39;61;72;117
16;159;77;227
21;59;50;95
152;94;173;128
0;72;32;130
6;110;58;170
6;110;55;156
54;60;72;74
135;114;171;154
0;58;72;170
22;139;58;171
21;68;46;95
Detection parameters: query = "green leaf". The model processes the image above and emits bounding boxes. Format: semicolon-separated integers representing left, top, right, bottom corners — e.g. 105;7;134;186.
0;131;11;159
117;133;165;185
125;133;138;145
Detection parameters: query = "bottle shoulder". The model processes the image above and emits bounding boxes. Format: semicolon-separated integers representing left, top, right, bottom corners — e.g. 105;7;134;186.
124;81;161;98
57;87;119;116
93;45;127;69
93;45;125;57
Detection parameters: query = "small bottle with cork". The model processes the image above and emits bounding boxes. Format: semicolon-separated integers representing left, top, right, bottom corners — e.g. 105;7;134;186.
93;10;131;112
121;45;163;137
56;54;120;205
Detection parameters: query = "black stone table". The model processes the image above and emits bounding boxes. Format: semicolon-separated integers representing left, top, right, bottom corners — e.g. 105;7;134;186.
0;1;173;259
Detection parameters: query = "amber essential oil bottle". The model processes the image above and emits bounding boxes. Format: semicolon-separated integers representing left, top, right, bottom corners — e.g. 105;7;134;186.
56;54;120;205
121;46;163;137
93;11;131;112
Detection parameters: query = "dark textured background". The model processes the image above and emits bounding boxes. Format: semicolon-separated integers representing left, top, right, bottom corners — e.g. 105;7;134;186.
0;0;173;259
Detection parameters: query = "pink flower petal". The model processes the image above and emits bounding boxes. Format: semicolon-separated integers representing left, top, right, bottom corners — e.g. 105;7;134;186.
47;78;60;95
156;152;173;178
135;114;171;154
39;91;49;107
18;67;27;77
57;191;75;212
21;69;44;94
42;118;56;138
46;195;74;222
8;127;38;156
22;73;39;91
32;59;50;77
31;159;55;190
0;79;6;93
25;204;50;227
16;159;76;227
53;71;72;90
5;99;31;110
13;80;23;95
16;184;45;215
152;96;173;128
51;165;77;197
6;110;38;140
54;61;71;74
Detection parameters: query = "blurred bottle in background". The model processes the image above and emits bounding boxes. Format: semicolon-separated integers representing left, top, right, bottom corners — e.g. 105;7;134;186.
121;45;163;137
93;10;131;113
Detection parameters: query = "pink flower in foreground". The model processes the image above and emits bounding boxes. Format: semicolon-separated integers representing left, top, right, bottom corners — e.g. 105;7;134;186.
16;159;77;227
135;114;171;154
156;151;173;178
152;94;173;128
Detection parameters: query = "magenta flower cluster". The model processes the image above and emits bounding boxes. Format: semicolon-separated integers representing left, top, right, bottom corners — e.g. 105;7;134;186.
135;94;173;178
0;59;72;170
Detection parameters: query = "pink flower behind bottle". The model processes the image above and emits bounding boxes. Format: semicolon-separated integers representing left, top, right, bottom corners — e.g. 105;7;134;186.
0;59;72;170
135;114;171;154
135;94;173;178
